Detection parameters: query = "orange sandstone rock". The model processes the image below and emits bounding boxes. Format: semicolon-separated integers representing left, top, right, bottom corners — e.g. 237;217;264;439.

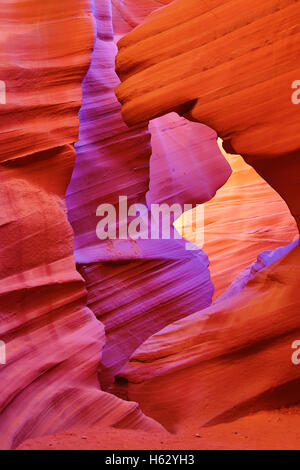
0;0;162;450
116;0;300;228
115;0;300;431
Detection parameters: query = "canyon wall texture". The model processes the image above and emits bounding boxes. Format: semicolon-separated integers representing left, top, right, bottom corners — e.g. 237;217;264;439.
66;0;232;389
0;0;299;451
114;0;300;430
116;0;300;228
0;0;163;450
179;148;298;297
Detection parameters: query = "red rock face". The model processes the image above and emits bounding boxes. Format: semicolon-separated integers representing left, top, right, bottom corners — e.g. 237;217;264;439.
115;241;300;432
179;148;298;298
66;0;232;390
114;0;300;432
0;0;163;450
116;0;300;228
0;0;229;449
1;0;299;451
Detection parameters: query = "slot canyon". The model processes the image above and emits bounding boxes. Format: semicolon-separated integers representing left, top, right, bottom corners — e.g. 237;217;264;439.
0;0;299;451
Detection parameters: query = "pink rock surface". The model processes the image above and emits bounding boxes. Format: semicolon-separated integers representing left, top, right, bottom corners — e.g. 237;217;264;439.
115;241;300;431
0;0;162;450
178;148;298;298
1;0;300;451
116;0;300;229
113;0;300;432
66;0;231;389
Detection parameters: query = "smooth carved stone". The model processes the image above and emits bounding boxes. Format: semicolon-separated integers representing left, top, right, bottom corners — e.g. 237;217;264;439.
176;148;298;298
115;242;300;431
116;0;300;156
1;0;299;450
114;0;300;430
0;0;163;450
115;0;300;228
66;0;232;389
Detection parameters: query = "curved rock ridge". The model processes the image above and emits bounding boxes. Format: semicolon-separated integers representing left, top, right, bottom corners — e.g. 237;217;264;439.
148;115;232;207
112;0;173;37
114;0;300;431
66;0;232;389
115;241;300;431
115;0;300;230
175;147;298;297
116;0;300;156
0;0;163;450
1;0;299;451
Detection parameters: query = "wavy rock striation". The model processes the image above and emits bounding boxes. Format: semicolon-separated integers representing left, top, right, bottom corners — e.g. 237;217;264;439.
115;0;300;429
1;0;299;450
0;0;163;450
66;0;232;389
116;0;300;228
178;147;298;297
115;240;300;431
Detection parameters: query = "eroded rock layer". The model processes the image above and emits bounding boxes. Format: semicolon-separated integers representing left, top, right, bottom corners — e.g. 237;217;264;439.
66;0;232;389
1;0;299;451
115;241;300;431
115;0;300;431
116;0;300;156
177;147;298;297
116;0;300;229
0;0;162;450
